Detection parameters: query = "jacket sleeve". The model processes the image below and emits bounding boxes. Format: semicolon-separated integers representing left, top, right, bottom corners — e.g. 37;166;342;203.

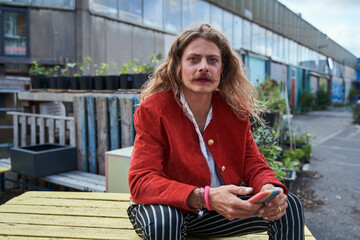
242;122;288;195
128;105;197;212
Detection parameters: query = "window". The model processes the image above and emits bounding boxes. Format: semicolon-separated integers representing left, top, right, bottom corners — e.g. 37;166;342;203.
233;15;242;50
32;0;75;8
118;0;142;23
223;10;233;47
0;6;29;57
265;30;272;57
182;0;210;30
0;0;75;9
243;20;251;50
210;4;222;32
144;0;163;29
251;24;266;55
197;0;210;25
165;0;181;33
90;0;117;17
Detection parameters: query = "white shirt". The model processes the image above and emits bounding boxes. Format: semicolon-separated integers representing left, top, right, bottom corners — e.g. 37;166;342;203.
180;92;222;187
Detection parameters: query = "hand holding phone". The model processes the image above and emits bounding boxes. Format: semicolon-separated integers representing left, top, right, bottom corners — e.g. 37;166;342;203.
247;189;281;203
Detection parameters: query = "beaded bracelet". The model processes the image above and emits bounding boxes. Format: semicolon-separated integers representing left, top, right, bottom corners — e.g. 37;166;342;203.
204;186;212;211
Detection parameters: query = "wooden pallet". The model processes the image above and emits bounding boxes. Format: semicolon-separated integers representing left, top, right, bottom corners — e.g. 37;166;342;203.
0;191;315;239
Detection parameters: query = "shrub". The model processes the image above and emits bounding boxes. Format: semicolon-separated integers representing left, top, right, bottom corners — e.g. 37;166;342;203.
314;87;331;110
352;103;360;124
299;91;315;113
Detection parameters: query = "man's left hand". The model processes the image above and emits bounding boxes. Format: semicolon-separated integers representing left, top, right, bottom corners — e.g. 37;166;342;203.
256;184;288;221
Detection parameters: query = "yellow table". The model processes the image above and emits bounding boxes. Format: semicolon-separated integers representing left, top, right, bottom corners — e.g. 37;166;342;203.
0;191;315;239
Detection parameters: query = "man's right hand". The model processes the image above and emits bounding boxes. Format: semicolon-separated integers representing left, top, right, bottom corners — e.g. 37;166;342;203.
209;185;263;221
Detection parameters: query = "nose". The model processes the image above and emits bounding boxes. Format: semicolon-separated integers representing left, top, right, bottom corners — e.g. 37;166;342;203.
198;59;209;72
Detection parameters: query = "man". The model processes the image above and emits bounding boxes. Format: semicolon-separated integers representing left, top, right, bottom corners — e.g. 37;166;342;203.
128;24;304;240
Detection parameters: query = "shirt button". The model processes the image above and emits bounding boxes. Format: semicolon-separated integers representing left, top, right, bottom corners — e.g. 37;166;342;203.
221;166;225;172
208;139;214;146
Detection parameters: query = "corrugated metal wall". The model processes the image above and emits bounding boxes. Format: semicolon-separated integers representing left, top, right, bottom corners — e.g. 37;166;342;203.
207;0;357;69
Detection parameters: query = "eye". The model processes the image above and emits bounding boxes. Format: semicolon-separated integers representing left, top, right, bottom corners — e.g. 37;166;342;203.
209;58;218;63
189;57;198;62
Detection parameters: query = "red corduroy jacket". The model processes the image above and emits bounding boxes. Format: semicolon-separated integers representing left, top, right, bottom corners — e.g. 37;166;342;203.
128;91;287;213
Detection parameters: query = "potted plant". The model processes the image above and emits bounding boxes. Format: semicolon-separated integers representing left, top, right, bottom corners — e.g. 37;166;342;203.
52;65;69;91
257;79;287;128
281;148;303;191
103;61;119;91
29;60;48;90
68;60;93;91
119;59;138;89
252;126;286;181
94;63;110;90
80;56;94;90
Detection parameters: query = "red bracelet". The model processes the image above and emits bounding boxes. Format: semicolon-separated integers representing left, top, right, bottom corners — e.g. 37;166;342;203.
204;186;212;211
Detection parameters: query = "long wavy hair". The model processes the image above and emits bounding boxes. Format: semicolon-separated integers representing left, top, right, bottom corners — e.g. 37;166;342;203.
140;23;263;122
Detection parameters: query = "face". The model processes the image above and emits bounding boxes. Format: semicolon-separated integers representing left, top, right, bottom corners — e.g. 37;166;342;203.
180;38;222;98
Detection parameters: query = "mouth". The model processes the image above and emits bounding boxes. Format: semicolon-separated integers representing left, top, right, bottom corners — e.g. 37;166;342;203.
196;77;211;83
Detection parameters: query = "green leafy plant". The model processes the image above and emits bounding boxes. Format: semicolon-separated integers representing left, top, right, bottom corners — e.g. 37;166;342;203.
51;65;61;77
66;62;81;77
282;148;304;173
29;60;50;76
84;56;93;75
253;126;286;181
95;63;108;76
257;78;287;113
119;59;139;74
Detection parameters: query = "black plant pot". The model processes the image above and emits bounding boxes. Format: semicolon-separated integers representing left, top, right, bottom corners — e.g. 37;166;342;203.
120;74;134;89
94;76;105;90
79;76;94;90
47;77;57;89
105;75;119;90
70;77;80;90
133;74;149;89
56;76;69;90
263;112;280;128
282;169;297;192
30;75;45;89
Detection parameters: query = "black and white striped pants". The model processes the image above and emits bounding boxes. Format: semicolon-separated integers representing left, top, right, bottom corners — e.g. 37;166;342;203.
127;193;304;240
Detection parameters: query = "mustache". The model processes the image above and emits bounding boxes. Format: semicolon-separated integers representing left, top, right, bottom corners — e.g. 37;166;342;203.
193;72;216;81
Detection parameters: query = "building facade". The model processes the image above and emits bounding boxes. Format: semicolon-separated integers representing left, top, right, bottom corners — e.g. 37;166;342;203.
0;0;358;106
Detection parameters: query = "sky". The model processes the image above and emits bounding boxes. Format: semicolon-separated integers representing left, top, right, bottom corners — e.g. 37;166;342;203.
278;0;360;58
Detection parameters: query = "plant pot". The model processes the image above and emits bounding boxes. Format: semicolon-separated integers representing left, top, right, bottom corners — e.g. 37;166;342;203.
10;143;77;178
105;75;119;90
120;74;134;89
263;112;280;128
47;77;57;89
56;76;69;90
94;76;105;90
79;76;93;90
70;77;80;90
282;168;297;192
30;75;46;90
133;74;149;89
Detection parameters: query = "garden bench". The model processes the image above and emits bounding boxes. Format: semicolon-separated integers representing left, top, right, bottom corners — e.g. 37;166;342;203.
0;158;105;192
0;191;315;239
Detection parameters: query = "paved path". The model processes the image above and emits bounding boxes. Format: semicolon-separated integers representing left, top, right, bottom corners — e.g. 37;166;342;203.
292;107;360;240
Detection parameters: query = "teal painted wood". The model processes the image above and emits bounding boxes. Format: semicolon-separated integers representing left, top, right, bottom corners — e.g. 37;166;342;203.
109;97;120;150
79;97;88;172
86;96;97;174
132;96;139;143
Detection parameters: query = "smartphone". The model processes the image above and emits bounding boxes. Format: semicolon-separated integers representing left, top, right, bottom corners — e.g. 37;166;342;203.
247;189;281;203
